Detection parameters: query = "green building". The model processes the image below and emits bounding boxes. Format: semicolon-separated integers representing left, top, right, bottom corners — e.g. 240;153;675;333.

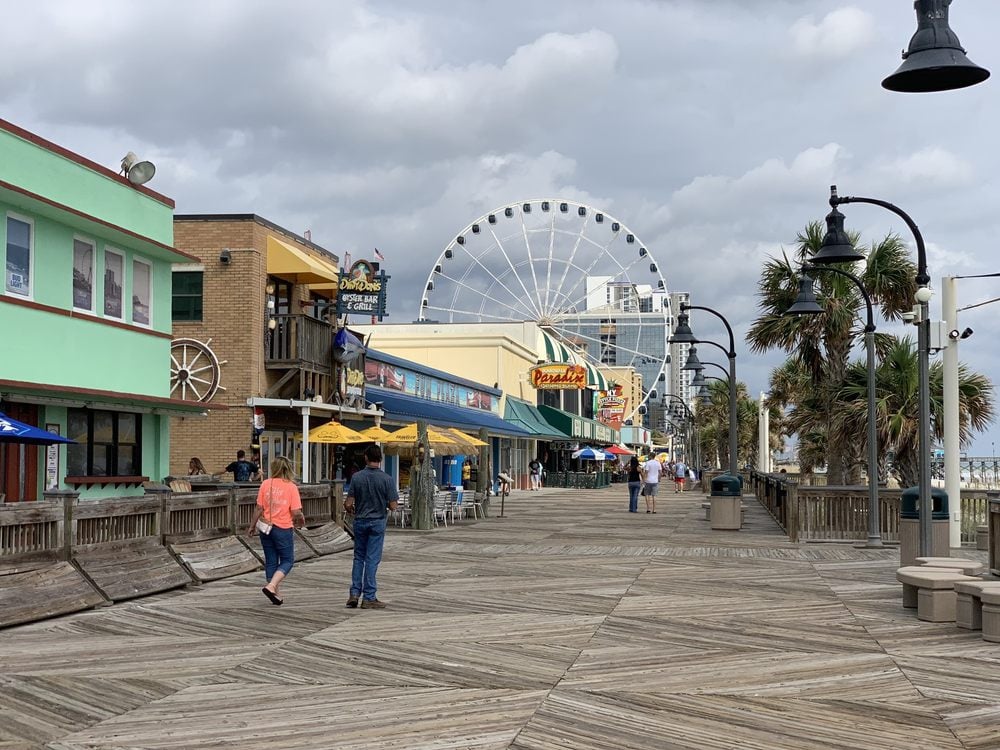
0;119;205;500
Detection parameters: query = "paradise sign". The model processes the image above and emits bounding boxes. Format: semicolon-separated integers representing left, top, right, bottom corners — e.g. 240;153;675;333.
530;363;586;390
335;259;390;320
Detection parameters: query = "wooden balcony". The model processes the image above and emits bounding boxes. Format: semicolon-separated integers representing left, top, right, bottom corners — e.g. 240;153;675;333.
265;314;333;399
266;314;332;371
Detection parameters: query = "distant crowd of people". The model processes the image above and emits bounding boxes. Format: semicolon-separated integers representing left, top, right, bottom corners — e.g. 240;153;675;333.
625;455;693;513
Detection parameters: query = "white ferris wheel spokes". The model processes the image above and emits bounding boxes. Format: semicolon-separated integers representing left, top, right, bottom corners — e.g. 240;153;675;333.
419;199;672;421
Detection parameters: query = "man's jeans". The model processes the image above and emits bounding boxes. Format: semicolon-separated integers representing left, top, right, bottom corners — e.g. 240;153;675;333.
351;517;387;601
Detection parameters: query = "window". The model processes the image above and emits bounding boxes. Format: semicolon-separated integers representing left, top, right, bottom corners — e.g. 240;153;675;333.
5;214;32;297
66;408;142;477
73;238;95;312
172;271;203;321
132;258;152;326
104;249;124;319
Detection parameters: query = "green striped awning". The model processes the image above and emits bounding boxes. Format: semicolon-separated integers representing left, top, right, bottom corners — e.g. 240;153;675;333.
539;329;608;390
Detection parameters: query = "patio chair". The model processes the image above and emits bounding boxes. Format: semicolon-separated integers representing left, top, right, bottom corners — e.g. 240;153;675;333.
432;492;452;527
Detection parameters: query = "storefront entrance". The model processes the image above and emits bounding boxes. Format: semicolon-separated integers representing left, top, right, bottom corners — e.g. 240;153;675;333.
0;403;40;502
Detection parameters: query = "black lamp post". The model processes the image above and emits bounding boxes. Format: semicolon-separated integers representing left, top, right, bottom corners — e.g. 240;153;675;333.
672;305;739;479
813;185;933;555
786;267;882;547
882;0;990;93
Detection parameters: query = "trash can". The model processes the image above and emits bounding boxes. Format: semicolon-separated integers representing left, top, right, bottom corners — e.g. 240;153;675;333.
899;486;949;566
710;473;743;530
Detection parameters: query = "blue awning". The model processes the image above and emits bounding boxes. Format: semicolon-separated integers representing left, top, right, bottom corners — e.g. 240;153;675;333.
367;387;531;438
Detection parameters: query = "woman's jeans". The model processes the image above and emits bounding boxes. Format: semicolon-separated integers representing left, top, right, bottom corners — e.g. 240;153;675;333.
259;525;295;581
351;517;388;601
627;481;641;512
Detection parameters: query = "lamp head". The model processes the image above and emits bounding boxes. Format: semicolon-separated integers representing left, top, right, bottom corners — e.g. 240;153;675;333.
691;371;707;389
811;201;864;265
882;0;990;93
682;346;705;372
784;273;825;316
120;151;156;186
670;312;697;344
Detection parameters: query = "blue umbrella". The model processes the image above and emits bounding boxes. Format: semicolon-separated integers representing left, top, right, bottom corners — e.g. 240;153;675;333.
0;412;75;446
572;446;608;461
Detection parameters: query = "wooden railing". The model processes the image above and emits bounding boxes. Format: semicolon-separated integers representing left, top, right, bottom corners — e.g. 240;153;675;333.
265;314;332;371
0;482;345;564
749;470;988;546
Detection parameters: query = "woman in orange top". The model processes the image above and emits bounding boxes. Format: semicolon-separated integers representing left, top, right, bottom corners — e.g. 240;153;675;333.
247;456;305;605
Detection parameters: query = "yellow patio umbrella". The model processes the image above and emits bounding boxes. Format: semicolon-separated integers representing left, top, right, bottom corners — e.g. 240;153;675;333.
359;425;395;442
383;423;460;451
443;428;488;449
304;420;370;444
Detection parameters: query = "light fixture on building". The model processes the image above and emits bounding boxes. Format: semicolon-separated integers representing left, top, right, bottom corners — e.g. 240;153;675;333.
219;249;231;265
268;318;277;330
120;152;156;186
265;282;276;295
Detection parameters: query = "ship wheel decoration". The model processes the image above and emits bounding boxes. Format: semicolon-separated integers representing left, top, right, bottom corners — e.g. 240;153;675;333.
170;338;226;402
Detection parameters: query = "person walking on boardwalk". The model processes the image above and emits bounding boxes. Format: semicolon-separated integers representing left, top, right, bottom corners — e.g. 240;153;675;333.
626;455;642;513
247;456;304;606
344;444;398;609
528;457;542;490
673;459;688;493
642;454;662;513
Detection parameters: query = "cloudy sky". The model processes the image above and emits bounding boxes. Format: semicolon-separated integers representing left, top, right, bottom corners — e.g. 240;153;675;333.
4;0;999;454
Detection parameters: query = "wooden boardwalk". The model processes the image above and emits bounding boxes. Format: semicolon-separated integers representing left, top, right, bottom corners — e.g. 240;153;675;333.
2;486;998;749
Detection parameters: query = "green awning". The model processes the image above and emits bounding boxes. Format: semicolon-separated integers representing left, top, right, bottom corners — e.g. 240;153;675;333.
504;397;567;440
539;329;607;390
538;404;619;445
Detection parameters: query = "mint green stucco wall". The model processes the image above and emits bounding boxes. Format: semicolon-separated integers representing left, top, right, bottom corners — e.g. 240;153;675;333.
1;200;172;395
0;124;180;497
0;128;172;244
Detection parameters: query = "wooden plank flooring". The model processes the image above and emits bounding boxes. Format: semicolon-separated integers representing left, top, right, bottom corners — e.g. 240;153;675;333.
3;486;1000;749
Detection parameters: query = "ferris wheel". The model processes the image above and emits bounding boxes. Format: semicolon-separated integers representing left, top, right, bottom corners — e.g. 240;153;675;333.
417;199;672;421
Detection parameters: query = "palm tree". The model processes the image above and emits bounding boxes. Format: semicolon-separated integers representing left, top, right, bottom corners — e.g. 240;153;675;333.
837;337;994;487
695;380;755;471
748;221;916;483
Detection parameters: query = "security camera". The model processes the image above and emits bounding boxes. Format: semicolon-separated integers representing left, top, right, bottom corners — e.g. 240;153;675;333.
949;327;974;340
901;310;916;323
961;327;973;340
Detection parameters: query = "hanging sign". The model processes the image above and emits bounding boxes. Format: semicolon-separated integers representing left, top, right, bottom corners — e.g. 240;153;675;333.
597;384;628;431
335;260;390;320
529;363;587;390
45;424;61;490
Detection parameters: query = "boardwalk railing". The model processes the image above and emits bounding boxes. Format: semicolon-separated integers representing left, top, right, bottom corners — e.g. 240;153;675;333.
0;482;344;564
750;470;992;546
990;496;1000;575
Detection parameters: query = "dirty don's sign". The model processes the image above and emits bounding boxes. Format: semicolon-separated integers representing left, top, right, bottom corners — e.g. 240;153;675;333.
335;259;390;320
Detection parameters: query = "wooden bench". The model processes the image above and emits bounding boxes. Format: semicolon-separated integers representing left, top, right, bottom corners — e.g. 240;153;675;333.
896;567;980;622
169;537;261;582
982;588;1000;642
74;539;193;602
0;562;106;629
954;580;1000;630
916;557;985;576
297;523;353;555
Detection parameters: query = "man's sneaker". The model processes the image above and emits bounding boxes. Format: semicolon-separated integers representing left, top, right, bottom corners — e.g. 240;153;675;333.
346;596;359;608
360;598;386;609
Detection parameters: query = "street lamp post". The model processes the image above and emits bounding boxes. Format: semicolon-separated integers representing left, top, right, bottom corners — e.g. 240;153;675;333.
786;266;882;547
812;185;933;555
672;304;739;478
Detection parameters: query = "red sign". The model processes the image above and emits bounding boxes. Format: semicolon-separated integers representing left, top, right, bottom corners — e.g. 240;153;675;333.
597;384;628;430
530;363;587;390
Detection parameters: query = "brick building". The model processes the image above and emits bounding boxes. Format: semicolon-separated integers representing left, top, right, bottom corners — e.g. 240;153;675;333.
168;215;379;482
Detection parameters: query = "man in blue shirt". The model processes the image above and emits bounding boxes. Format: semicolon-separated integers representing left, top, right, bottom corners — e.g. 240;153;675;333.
344;444;398;609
